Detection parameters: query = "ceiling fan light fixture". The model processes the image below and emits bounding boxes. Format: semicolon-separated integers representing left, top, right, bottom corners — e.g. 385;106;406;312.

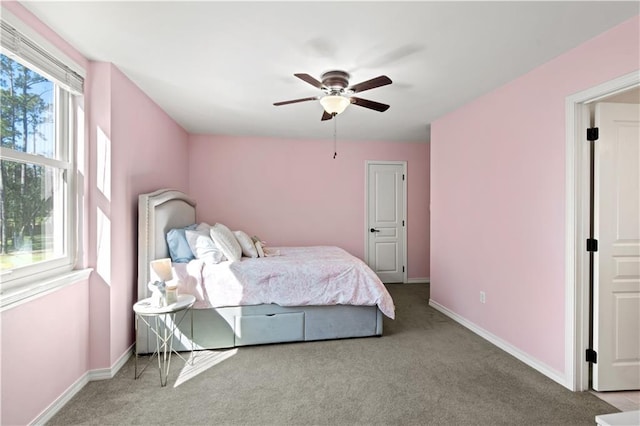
320;95;350;115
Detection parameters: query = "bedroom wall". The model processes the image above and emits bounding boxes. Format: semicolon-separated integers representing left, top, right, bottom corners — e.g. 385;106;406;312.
109;64;191;364
430;15;639;378
87;62;191;369
188;135;430;280
1;280;90;426
86;61;113;370
0;2;92;426
0;2;191;424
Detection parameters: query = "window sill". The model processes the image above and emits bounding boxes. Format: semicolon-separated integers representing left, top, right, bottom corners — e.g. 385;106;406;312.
0;268;93;312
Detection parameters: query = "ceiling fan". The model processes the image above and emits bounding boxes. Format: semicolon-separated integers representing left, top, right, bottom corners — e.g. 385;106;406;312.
274;70;392;121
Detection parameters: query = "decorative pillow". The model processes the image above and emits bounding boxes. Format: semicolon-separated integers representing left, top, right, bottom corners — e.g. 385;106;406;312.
254;240;265;258
233;230;258;258
166;224;197;263
210;223;242;262
196;222;211;233
185;229;226;264
251;235;265;258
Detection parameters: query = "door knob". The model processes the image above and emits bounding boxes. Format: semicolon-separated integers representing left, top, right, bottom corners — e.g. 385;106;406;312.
370;228;380;233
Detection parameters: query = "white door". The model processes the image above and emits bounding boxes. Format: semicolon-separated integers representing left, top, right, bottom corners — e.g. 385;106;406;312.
366;162;406;283
593;102;640;391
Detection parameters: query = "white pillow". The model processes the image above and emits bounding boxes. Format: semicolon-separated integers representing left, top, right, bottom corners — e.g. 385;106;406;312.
233;230;258;258
210;223;242;262
185;229;226;264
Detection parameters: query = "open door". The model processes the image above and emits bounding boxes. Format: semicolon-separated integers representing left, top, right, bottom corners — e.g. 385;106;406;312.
592;102;640;391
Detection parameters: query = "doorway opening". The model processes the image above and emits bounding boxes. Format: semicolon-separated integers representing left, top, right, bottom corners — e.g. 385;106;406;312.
566;71;640;393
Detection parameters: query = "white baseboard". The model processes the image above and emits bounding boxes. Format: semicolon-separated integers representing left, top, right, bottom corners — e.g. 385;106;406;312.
407;277;430;284
31;371;90;426
88;345;134;381
428;299;570;390
31;346;134;425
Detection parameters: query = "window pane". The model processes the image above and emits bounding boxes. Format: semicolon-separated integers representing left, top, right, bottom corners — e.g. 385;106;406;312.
0;159;66;270
1;53;56;159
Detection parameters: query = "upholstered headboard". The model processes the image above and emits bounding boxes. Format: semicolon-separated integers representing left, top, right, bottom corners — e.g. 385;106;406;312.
137;189;196;300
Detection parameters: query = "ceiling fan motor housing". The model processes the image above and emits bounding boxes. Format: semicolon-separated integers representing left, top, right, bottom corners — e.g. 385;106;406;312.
321;70;350;92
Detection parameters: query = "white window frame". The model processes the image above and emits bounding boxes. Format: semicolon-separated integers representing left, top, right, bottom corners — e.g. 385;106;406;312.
0;16;89;309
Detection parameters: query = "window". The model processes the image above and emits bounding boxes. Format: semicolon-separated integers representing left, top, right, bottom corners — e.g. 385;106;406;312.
0;19;84;300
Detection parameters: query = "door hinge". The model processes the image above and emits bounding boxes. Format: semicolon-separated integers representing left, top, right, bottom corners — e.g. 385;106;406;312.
586;348;598;363
402;174;405;181
586;238;598;252
402;220;405;227
402;266;405;273
587;127;599;141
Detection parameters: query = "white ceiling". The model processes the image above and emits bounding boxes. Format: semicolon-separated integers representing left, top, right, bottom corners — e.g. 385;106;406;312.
20;1;639;143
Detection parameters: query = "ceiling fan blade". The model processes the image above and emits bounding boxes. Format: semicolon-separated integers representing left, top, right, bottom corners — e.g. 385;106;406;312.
350;97;390;112
294;73;324;89
348;75;392;93
273;96;318;106
321;111;333;121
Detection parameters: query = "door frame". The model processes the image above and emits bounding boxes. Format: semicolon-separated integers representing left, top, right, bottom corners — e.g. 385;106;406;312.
565;70;640;391
364;160;408;284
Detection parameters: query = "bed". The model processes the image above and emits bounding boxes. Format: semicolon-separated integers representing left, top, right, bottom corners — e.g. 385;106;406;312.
136;188;394;354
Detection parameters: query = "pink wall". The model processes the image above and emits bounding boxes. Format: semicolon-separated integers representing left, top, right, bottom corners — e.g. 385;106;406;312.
87;61;112;370
188;135;430;279
1;2;92;425
87;62;190;368
110;65;190;362
430;15;639;374
1;3;190;424
1;280;90;426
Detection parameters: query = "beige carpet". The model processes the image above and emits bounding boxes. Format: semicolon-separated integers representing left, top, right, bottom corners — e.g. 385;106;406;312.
48;284;617;425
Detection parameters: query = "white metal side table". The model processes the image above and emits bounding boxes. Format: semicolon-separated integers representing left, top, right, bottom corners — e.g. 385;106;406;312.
133;294;196;386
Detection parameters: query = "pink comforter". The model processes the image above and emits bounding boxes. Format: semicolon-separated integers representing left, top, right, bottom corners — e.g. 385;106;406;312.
173;246;395;319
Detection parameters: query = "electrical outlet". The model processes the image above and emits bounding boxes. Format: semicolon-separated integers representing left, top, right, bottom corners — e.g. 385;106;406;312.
480;291;486;304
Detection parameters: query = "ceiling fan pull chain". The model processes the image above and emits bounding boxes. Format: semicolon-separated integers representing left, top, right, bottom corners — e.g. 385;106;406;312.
333;113;338;159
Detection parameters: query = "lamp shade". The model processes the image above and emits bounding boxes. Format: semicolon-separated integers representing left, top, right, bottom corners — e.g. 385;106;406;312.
320;95;350;115
150;258;173;282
